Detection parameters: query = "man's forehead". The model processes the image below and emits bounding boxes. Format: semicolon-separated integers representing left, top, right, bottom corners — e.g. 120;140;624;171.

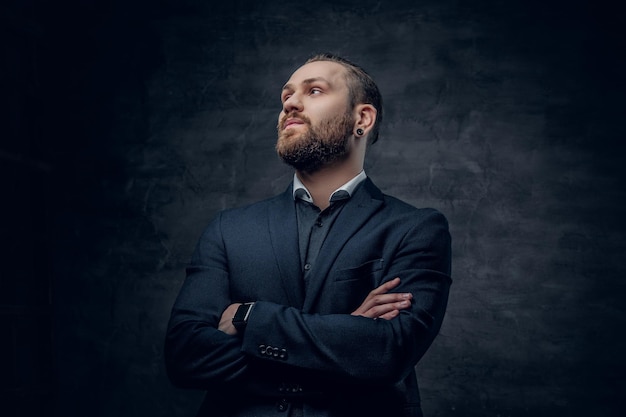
285;61;347;87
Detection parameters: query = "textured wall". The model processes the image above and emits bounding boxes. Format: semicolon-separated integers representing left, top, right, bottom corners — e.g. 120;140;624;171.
3;0;625;416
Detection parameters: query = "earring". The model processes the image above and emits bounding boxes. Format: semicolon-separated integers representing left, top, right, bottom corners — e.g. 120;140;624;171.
356;128;364;136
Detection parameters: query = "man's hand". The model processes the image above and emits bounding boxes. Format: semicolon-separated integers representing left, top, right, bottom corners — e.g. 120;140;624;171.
351;277;412;320
218;303;242;335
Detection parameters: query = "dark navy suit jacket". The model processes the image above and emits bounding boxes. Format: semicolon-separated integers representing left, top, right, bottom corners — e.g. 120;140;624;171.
165;178;452;417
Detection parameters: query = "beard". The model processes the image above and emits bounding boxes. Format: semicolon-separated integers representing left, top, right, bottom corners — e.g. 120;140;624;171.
276;111;355;173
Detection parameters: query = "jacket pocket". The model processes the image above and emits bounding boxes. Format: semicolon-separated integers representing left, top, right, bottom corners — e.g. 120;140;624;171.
334;258;384;282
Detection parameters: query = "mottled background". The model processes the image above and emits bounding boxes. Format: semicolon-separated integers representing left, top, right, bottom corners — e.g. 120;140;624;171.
2;0;625;416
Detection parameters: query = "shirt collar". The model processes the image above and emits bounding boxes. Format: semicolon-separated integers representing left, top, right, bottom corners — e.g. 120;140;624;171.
292;170;367;204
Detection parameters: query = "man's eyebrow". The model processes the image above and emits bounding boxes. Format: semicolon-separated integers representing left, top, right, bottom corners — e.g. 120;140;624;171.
282;77;331;91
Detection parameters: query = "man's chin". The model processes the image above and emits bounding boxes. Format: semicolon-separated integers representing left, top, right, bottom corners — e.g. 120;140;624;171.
276;133;309;160
278;150;350;174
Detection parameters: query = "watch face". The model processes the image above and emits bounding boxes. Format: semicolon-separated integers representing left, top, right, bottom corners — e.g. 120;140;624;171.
233;303;252;329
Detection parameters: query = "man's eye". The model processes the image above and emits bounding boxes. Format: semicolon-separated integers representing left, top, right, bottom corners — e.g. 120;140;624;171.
310;88;322;95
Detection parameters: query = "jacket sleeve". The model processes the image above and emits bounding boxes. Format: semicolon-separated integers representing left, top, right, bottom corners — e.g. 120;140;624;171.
240;209;451;385
164;211;248;389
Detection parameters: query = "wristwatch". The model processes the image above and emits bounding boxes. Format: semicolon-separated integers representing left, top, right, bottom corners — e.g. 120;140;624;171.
232;302;255;333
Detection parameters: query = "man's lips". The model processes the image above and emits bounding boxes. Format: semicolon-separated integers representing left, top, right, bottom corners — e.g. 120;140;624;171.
283;118;306;129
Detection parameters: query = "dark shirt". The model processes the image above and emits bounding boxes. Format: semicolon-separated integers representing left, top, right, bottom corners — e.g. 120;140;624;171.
291;170;367;287
295;190;350;287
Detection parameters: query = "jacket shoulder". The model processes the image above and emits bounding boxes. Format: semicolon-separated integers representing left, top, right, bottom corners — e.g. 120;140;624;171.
202;188;291;237
381;193;448;225
220;190;286;218
364;178;448;223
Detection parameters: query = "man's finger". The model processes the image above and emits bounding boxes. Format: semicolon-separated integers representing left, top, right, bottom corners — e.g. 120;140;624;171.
357;298;412;319
378;309;400;320
351;277;410;317
368;277;401;296
358;292;412;314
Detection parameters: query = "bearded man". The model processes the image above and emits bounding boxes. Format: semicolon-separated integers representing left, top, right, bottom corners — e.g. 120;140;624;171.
165;53;452;417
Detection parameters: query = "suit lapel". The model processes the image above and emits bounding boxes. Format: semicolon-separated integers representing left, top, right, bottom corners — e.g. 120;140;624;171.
268;185;305;308
302;178;384;312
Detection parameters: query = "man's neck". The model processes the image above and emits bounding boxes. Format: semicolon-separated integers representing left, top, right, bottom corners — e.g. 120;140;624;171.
296;162;362;210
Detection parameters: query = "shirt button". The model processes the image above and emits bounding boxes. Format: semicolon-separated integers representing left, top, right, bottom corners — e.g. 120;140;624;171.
304;263;311;271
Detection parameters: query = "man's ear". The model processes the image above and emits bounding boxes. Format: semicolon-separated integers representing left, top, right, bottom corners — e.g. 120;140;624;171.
354;104;377;134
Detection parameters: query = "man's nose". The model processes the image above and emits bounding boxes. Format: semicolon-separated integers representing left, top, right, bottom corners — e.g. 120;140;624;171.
282;93;303;113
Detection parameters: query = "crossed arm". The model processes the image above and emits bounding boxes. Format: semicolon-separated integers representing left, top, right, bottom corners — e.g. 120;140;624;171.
218;277;411;335
165;209;451;389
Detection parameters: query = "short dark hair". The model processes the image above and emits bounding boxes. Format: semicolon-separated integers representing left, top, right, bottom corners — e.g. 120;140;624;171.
305;53;383;144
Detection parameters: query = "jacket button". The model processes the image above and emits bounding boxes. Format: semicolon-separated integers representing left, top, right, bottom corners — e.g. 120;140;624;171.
279;348;287;360
276;398;288;412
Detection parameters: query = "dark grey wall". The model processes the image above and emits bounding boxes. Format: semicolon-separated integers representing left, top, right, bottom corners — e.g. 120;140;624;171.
3;0;625;416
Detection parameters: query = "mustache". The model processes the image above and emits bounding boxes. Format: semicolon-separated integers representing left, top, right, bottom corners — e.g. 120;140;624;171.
277;112;312;131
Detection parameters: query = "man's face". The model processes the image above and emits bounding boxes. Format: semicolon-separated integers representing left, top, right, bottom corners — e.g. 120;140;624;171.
276;61;355;172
